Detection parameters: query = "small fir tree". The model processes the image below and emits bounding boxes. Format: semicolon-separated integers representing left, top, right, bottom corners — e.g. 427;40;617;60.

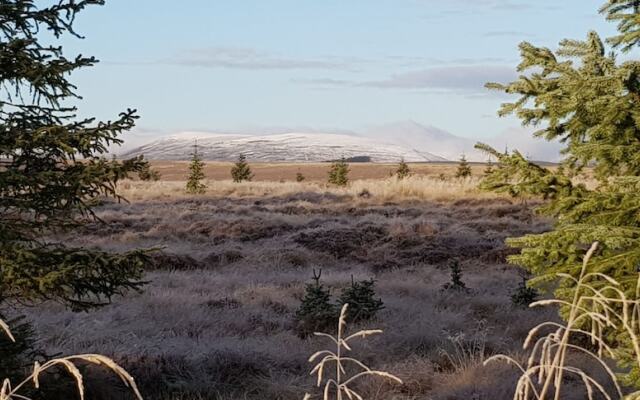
484;158;494;176
337;277;384;322
455;155;472;178
294;270;337;337
186;142;207;194
138;159;161;181
511;275;539;308
231;154;254;182
395;158;411;179
328;157;350;186
443;260;467;291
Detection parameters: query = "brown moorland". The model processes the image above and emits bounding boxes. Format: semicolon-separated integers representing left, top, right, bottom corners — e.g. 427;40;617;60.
15;171;607;400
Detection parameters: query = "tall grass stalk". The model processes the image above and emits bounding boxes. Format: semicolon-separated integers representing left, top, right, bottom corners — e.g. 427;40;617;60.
0;318;142;400
485;242;640;400
304;304;402;400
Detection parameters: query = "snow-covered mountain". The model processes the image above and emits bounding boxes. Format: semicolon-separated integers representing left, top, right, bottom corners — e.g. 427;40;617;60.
120;121;564;163
120;132;447;162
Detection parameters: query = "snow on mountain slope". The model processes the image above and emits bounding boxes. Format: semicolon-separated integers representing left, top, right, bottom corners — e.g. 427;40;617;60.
120;132;447;162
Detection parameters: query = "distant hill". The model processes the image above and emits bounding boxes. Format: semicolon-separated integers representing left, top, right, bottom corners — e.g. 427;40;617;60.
119;121;564;163
363;120;482;161
120;132;447;162
363;121;563;162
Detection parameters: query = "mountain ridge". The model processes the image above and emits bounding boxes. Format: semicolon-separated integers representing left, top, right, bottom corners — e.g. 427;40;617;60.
121;131;448;162
119;121;563;163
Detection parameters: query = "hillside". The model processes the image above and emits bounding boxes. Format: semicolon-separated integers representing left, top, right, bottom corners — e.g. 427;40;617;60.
121;132;447;162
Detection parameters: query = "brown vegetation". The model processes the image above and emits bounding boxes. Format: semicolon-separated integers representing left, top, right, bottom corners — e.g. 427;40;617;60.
11;175;588;399
143;161;489;182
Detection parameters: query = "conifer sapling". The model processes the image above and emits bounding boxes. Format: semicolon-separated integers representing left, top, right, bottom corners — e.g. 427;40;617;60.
294;269;337;337
455;155;472;178
231;154;254;183
186;141;207;194
396;158;411;179
328;157;350;186
337;277;384;322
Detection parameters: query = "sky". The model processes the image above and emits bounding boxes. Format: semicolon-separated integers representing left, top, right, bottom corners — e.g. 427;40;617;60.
59;0;616;141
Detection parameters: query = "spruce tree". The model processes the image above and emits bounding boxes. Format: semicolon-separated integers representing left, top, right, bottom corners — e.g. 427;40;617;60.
0;0;149;312
294;270;337;337
186;141;207;194
476;0;640;386
483;159;494;176
138;159;161;181
454;154;472;178
328;157;350;186
337;278;384;323
395;158;411;179
230;154;253;183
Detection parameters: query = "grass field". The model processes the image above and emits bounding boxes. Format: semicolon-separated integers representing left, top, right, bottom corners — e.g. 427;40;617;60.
14;167;605;399
146;161;488;182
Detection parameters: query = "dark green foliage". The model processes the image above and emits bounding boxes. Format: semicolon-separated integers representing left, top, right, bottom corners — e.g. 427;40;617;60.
455;155;472;178
231;154;253;183
294;271;385;336
337;277;384;323
395;158;411;179
186;143;206;194
0;314;42;383
438;173;447;181
294;269;337;337
328;157;349;186
296;172;305;182
511;275;539;307
442;260;467;291
476;0;640;386
138;160;161;181
0;0;149;311
601;0;640;51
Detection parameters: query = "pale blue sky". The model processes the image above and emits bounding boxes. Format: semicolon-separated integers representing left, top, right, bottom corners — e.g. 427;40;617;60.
61;0;615;139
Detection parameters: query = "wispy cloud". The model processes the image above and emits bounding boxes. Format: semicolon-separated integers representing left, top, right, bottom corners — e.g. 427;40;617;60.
362;65;516;92
165;47;356;71
296;65;518;95
384;55;512;67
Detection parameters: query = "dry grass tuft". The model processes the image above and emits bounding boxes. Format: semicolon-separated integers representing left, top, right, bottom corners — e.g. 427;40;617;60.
0;317;142;400
115;176;499;203
486;242;640;400
304;304;402;400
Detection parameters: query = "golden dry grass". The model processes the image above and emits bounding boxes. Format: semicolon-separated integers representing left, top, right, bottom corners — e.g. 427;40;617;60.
117;175;501;203
146;161;487;182
486;242;640;400
0;317;142;400
304;304;402;400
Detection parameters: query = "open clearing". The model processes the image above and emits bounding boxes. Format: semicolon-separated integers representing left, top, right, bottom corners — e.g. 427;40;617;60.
18;174;600;400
